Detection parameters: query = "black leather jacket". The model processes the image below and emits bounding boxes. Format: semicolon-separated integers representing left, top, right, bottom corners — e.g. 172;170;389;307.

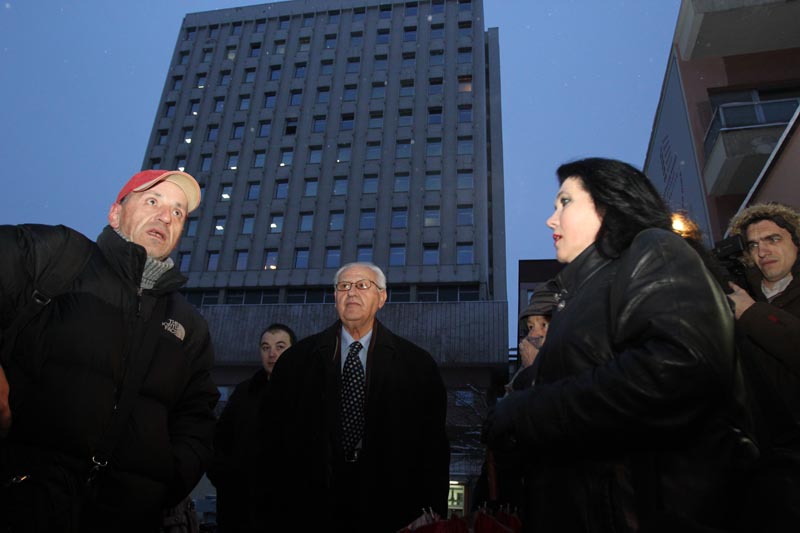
507;229;754;532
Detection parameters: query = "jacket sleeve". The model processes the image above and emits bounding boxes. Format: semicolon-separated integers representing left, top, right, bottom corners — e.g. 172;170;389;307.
512;230;736;450
737;300;800;376
0;225;44;331
207;379;248;488
166;318;220;505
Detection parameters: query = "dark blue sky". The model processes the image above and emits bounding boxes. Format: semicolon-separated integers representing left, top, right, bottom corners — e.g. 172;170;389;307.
0;0;680;344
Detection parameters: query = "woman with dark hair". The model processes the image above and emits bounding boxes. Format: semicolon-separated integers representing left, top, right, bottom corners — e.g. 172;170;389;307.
485;158;755;532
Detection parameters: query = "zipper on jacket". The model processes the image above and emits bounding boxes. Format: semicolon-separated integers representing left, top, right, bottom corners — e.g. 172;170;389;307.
136;287;143;317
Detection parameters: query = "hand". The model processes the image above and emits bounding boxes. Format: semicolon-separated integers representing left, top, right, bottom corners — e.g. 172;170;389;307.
727;282;755;320
482;392;523;454
518;336;541;368
0;364;11;434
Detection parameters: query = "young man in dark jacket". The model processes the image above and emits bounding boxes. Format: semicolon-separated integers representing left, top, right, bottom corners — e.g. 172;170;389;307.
0;170;219;532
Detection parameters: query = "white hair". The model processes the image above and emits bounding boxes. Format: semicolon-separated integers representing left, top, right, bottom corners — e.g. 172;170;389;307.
334;262;386;290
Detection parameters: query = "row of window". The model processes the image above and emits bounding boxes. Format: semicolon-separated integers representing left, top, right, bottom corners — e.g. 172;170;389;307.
182;0;474;42
179;242;474;274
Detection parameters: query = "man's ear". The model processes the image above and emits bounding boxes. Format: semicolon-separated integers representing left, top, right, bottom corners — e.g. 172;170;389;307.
108;202;122;229
377;289;387;310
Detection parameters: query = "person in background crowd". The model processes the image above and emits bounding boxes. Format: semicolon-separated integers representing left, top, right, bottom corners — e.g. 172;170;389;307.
727;202;800;532
484;158;755;533
0;170;219;532
259;262;449;533
208;323;297;532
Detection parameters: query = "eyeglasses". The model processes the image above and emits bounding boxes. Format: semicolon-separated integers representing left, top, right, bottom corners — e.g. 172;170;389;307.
334;279;383;291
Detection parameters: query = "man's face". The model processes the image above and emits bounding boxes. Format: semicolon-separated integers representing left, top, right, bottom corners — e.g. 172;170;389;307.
260;329;292;374
108;181;187;260
525;315;550;348
334;265;387;334
746;219;798;288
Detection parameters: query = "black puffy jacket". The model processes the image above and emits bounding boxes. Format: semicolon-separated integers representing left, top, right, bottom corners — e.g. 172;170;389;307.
506;229;755;533
0;224;218;529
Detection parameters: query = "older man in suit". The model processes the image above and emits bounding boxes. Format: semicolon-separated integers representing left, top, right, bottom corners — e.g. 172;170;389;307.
258;262;449;532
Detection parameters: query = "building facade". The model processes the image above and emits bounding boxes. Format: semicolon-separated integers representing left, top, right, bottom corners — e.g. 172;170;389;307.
644;0;800;244
145;0;507;514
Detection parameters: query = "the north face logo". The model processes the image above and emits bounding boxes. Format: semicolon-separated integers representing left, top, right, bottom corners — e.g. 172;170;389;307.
162;318;186;341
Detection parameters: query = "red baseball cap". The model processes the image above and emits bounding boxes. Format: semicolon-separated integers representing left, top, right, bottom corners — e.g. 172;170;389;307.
116;170;201;213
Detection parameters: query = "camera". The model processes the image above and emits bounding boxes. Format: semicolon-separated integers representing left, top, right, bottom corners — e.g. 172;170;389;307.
711;234;747;293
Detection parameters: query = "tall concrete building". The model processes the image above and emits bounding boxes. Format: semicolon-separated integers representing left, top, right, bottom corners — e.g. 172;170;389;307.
644;0;800;243
145;0;507;513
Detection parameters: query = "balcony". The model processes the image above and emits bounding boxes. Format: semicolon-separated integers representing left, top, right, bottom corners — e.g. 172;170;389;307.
702;98;798;196
676;0;800;60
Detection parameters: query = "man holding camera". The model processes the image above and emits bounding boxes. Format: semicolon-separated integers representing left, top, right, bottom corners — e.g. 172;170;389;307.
727;202;800;531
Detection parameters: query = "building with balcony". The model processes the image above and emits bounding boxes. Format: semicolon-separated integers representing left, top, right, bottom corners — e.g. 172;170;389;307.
145;0;507;514
644;0;800;243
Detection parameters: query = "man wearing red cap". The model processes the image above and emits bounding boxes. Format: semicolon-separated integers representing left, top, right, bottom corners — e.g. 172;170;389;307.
0;170;218;532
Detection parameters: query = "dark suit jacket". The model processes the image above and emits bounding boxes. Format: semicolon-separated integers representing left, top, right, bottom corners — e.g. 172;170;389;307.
258;320;449;532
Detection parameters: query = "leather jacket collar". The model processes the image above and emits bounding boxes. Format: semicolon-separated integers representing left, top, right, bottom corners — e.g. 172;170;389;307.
554;243;612;312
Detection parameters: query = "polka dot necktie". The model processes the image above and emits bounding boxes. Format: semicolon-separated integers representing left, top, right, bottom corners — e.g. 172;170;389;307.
341;341;365;453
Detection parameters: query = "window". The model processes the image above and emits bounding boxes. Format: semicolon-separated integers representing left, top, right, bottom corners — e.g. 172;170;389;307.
157;130;168;145
231;123;244;140
424;207;440;227
328;11;340;23
226;46;237;60
343;85;357;101
423;244;439;265
369;111;383;129
213;217;226;235
352;8;366;21
458;136;474;155
220;71;232;86
458;205;473;226
200;154;212;172
186;218;198;237
175;156;186;172
365;142;381;161
299;212;314;232
324;34;337;49
313;116;327;133
376;29;390;44
350;32;363;47
207;251;219;271
458;75;473;92
392;208;408;228
249;43;261;58
257;19;267;32
333;177;348;195
430;49;444;66
404;26;416;42
457;244;473;265
150;158;161;170
401;52;415;69
178;51;189;65
294;249;309;269
178;252;191;272
263;249;278;270
459;0;472;12
219;184;232;201
308;146;322;164
274;180;289;199
362;174;378;193
360;210;376;230
459;21;473;38
428;78;443;95
395;140;411;158
371;83;386;99
298;36;311;52
302;14;314;27
188;100;200;116
457;170;474;189
294;63;307;78
290;90;302;106
253;151;266;168
247;183;261;201
269;66;281;81
431;0;444;14
459;105;473;123
325;248;341;268
269;215;283;233
390;245;406;266
428;107;443;125
418;287;437;301
244;68;256;83
399;79;414;97
274;40;286;54
336;144;352;163
357;246;373;263
235;250;249;271
214;97;224;113
405;3;418;16
164;103;176;118
320;60;334;75
285;118;298;135
226;153;238;170
340;113;354;131
430;23;444;39
458;47;472;64
394;173;410;192
240;216;255;235
304;179;318;197
425;171;442;190
374;54;388;70
231;23;242;35
426;138;442;157
317;87;331;104
172;76;183;91
264;92;277;108
379;5;392;18
398;108;413;126
258;121;271;137
329;211;344;230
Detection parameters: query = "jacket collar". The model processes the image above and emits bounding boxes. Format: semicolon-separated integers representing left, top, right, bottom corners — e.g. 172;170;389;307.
96;225;186;292
554;243;612;311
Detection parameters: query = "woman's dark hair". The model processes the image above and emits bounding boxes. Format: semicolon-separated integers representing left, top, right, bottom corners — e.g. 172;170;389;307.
260;323;297;345
556;158;672;258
